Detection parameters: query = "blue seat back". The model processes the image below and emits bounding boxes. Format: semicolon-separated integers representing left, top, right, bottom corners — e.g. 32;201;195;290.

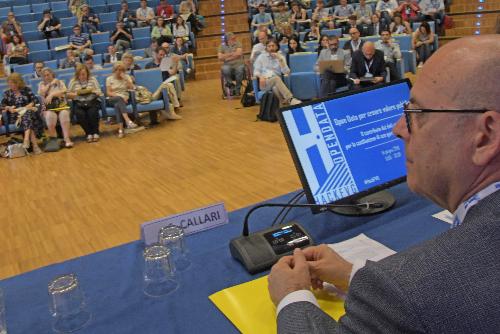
91;32;110;44
132;37;151;50
50;1;67;11
28;50;51;63
134;69;162;95
322;28;342;37
49;36;69;49
12;5;30;15
132;27;150;39
393;35;412;51
99;12;116;23
289;52;317;73
93;42;111;54
32;3;50;13
27;39;49;51
45;59;59;69
60;16;77;27
21;21;39;32
12;63;34;75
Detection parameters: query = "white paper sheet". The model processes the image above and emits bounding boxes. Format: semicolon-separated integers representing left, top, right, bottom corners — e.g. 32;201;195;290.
432;210;454;225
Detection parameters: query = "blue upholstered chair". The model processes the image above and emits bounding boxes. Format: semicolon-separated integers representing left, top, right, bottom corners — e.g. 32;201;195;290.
288;52;319;100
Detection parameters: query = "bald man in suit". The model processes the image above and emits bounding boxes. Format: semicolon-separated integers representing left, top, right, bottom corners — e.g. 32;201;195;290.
268;35;500;334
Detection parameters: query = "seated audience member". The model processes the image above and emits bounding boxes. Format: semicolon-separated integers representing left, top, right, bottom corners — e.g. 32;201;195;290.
390;13;412;35
173;16;191;44
83;54;103;71
117;1;137;29
367;13;389;36
268;35;500;334
343;27;364;54
144;39;159;59
312;0;333;29
349;41;386;89
136;0;155;27
304;20;320;42
419;0;445;33
121;52;141;77
105;45;122;64
152;17;173;45
332;0;355;28
316;35;349;98
250;31;269;64
60;49;81;69
253;24;272;43
342;15;364;36
144;47;183;119
38;68;73;148
179;0;203;33
172;36;194;75
396;0;422;23
412;21;434;67
316;34;329;56
69;0;84;17
33;61;45;79
276;25;297;47
111;22;133;52
248;0;270;17
290;2;309;32
1;73;44;154
2;12;22;39
274;2;292;35
375;29;401;81
79;5;100;34
253;38;301;106
285;36;305;65
38;10;62;39
156;0;174;21
375;0;399;25
218;32;245;96
67;64;103;143
251;4;274;32
106;61;139;138
355;0;373;25
6;34;28;65
69;25;93;57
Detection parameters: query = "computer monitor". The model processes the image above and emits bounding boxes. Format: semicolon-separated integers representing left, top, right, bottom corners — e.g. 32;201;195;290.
278;79;411;215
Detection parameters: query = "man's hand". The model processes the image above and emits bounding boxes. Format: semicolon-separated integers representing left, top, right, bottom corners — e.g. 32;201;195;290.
302;244;353;293
259;77;267;89
353;78;360;85
268;248;311;306
373;76;384;84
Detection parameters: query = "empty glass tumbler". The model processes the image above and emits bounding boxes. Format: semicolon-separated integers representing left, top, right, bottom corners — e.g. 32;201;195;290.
158;225;191;272
48;274;91;333
0;288;7;334
143;244;178;297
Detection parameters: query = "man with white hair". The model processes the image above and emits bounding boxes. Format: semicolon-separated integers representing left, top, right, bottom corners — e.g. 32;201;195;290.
268;35;500;334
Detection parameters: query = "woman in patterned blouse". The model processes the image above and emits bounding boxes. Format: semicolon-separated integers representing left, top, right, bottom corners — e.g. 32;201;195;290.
1;73;44;154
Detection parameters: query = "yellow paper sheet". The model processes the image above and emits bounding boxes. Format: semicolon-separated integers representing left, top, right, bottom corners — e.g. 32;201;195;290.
209;276;345;334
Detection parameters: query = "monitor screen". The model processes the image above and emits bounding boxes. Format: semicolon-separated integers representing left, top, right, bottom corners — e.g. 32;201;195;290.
278;80;411;213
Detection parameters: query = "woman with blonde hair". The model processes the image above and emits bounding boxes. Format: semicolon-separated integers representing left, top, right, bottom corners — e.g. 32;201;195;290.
67;64;103;143
1;73;44;153
38;67;73;148
106;61;138;138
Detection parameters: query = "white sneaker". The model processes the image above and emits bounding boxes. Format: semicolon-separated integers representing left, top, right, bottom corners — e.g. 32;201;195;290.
127;121;138;129
417;62;424;68
186;68;192;74
290;98;302;105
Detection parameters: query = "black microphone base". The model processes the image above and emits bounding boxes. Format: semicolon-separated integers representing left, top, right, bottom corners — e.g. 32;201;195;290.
328;190;396;216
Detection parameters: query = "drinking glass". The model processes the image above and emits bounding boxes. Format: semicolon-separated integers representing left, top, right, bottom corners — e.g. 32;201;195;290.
143;244;178;297
0;288;7;334
158;225;191;272
48;274;91;333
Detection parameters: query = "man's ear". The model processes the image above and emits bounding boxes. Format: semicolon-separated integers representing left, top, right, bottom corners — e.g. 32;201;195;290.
472;111;500;166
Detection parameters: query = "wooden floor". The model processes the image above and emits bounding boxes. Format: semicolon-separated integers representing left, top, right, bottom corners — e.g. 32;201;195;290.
0;79;303;279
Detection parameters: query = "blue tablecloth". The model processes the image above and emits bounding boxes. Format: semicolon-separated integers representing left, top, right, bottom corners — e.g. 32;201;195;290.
1;184;450;333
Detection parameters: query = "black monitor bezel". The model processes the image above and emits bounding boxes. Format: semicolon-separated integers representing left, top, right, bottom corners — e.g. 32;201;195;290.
277;79;412;214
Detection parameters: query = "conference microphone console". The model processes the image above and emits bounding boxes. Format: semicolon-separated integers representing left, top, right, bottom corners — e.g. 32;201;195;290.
230;223;314;274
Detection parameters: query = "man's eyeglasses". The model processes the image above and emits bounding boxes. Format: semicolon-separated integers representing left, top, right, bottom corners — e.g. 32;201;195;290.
403;102;488;133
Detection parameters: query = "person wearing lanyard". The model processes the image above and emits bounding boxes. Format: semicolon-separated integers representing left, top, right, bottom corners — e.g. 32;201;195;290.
348;41;386;89
342;27;364;55
268;35;500;333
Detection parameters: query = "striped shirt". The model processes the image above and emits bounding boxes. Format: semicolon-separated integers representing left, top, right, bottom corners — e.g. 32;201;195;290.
69;33;90;47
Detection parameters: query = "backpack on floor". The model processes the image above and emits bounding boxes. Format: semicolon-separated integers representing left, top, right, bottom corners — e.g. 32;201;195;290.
257;91;280;122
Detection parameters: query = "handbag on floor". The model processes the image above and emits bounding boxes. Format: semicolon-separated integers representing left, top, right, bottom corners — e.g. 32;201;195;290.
240;83;256;108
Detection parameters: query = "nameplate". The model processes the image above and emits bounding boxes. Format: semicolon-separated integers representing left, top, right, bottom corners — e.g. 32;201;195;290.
141;202;229;245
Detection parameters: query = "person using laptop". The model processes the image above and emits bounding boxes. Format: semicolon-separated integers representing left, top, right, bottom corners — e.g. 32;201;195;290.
316;35;350;98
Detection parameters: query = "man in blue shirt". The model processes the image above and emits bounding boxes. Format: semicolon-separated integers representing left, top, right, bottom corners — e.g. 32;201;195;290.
251;4;274;31
69;25;93;57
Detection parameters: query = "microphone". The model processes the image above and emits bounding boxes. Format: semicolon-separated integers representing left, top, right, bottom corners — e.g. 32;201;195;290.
242;201;385;236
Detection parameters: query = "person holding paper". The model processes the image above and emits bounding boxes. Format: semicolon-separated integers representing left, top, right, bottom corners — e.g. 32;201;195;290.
268;35;500;334
348;42;386;89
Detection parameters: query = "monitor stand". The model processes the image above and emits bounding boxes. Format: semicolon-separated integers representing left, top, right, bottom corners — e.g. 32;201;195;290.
328;190;396;216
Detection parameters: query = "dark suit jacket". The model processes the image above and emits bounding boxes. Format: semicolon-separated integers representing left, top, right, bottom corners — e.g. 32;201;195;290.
349;49;386;79
278;190;500;333
343;39;365;54
366;21;390;36
104;52;122;64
